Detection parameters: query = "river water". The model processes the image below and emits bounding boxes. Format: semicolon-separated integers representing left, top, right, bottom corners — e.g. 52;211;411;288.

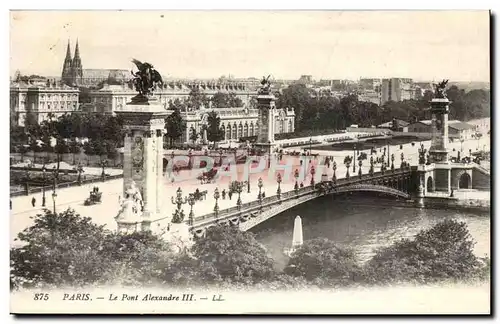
251;193;491;270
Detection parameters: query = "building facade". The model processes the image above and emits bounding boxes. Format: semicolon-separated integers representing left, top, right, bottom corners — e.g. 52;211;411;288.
381;78;415;105
10;79;80;126
88;82;256;113
407;120;475;139
181;107;295;143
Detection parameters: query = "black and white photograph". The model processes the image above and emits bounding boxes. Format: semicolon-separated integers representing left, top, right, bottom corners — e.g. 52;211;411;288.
8;10;491;314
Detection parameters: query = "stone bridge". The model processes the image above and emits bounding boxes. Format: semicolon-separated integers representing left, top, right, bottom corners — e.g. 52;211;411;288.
190;167;413;237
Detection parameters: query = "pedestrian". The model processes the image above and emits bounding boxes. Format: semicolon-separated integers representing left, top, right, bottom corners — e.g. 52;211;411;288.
222;189;226;200
10;200;12;210
31;197;36;207
42;196;46;207
228;191;233;200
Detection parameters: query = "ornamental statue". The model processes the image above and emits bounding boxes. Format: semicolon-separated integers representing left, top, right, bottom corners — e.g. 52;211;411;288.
130;59;164;97
433;79;449;99
258;75;272;95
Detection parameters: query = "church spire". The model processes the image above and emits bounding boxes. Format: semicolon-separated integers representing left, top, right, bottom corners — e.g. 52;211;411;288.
74;38;80;60
71;38;83;86
65;39;72;61
61;39;73;86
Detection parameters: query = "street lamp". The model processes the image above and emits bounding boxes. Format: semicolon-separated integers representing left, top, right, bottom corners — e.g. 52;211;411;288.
358;159;362;178
276;173;282;199
213;188;220;220
187;194;196;226
345;157;351;180
369;156;374;176
100;160;108;181
310;165;316;186
51;166;58;214
332;160;337;183
257;177;263;204
171;187;188;223
41;164;46;207
77;163;84;185
353;145;357;173
400;152;405;169
294;168;300;192
391;153;395;172
233;181;243;210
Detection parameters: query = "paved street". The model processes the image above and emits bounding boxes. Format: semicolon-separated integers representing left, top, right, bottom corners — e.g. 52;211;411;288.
10;135;490;247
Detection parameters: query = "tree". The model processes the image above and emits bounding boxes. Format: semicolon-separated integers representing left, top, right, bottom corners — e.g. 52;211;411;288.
68;138;81;165
284;238;362;285
10;209;113;289
10;208;173;289
190;225;276;284
165;108;186;147
168;98;187;111
364;219;484;284
53;137;69;170
211;92;243;108
188;127;199;144
186;88;210;110
205;111;224;146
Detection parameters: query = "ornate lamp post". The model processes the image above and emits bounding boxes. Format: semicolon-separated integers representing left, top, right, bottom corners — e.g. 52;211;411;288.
100;160;108;181
369;156;374;177
213;188;220;220
188;151;192;169
345;157;351;180
391;153;395;172
353;145;357;173
171;187;187;223
276;173;282;199
418;144;426;165
258;177;263;200
187;194;196;226
76;163;84;185
332;160;337;184
400;152;405;169
235;181;243;210
358;159;362;178
294;169;300;193
51;166;58;215
310;165;316;187
41;164;46;207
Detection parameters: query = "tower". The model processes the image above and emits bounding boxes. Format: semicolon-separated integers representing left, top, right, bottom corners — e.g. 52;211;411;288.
254;77;276;156
71;39;83;86
61;40;73;86
429;96;450;163
115;97;169;232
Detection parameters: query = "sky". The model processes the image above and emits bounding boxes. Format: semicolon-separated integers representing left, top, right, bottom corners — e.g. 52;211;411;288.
9;10;490;82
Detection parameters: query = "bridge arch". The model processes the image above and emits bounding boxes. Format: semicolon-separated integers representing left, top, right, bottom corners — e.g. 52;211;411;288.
459;172;471;189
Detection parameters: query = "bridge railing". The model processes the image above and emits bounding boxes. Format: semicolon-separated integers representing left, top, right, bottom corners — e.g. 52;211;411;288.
192;166;412;226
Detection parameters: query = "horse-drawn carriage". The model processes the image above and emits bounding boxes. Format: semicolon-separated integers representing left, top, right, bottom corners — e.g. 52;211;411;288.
84;190;102;206
197;168;218;184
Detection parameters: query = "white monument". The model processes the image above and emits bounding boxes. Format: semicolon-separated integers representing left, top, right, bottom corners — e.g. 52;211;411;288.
284;215;304;256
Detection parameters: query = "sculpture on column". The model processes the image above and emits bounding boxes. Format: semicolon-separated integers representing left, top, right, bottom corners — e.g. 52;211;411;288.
258;75;272;95
131;59;164;97
433;79;449;99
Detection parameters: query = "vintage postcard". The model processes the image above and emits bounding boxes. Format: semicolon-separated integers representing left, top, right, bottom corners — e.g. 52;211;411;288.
9;10;491;314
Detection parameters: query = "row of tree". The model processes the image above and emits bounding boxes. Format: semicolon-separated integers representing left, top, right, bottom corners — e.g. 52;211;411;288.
167;88;244;111
276;84;490;133
10;209;490;290
10;112;124;166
